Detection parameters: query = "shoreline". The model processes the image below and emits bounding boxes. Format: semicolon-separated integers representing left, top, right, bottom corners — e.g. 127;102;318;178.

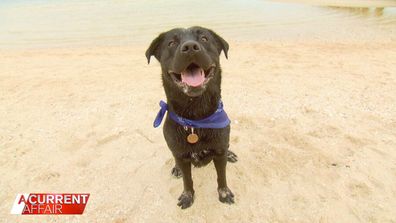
272;0;396;7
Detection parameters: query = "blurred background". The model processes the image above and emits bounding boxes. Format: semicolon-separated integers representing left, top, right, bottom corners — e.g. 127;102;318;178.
0;0;395;49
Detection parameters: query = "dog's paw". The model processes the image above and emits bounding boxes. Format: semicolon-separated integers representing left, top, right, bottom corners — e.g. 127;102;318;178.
177;190;194;209
218;187;235;204
171;166;182;178
227;150;238;163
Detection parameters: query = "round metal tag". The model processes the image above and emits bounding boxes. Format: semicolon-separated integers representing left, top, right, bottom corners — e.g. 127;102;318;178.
187;133;199;144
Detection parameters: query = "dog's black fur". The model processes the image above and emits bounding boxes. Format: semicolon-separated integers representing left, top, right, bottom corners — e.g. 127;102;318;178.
146;26;237;209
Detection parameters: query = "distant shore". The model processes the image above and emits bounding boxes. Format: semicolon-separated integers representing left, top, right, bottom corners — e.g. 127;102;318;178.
0;0;395;49
273;0;396;7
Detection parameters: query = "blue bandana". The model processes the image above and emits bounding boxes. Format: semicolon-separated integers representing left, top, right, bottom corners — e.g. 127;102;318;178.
153;100;231;129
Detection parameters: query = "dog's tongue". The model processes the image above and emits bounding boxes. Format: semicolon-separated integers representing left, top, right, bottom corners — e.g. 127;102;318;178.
181;67;205;87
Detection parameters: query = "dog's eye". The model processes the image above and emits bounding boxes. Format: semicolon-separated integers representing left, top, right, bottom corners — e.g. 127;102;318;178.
200;36;208;42
168;40;176;47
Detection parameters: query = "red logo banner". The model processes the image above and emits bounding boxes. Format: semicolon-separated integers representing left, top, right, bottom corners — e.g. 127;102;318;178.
11;193;90;215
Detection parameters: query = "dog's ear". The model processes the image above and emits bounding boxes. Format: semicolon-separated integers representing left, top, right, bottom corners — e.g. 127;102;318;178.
208;30;229;59
145;33;165;64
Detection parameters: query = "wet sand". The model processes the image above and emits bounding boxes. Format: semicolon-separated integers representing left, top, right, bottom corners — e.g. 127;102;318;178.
1;1;396;222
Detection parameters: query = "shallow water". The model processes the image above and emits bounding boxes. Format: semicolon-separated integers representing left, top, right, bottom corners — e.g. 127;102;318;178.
0;0;395;49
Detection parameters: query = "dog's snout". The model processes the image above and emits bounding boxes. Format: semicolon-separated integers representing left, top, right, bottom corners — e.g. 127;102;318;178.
181;41;201;54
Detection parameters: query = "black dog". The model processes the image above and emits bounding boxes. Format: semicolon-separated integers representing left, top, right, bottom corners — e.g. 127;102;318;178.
146;26;237;209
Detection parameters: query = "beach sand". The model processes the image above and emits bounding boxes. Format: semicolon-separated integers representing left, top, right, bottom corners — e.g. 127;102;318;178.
1;0;396;222
1;39;396;222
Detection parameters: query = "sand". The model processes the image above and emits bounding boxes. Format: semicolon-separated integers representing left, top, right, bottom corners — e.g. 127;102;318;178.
1;39;396;222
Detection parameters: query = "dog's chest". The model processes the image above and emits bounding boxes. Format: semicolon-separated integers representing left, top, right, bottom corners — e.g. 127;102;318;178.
177;129;218;166
180;148;214;167
163;118;230;166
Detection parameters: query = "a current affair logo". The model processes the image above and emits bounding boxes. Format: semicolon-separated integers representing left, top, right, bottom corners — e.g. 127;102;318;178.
11;193;90;215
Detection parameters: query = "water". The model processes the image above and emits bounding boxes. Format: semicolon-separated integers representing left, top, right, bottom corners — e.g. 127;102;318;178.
0;0;395;49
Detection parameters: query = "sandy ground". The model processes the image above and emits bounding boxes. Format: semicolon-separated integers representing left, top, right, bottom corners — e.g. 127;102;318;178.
1;40;396;222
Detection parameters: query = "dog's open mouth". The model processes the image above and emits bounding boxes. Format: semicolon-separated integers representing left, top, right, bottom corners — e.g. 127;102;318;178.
169;63;215;88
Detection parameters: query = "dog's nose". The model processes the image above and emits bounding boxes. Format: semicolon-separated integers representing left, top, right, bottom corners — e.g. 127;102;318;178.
181;41;201;54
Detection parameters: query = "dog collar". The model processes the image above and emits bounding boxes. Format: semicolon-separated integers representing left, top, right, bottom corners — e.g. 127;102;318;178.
153;100;231;129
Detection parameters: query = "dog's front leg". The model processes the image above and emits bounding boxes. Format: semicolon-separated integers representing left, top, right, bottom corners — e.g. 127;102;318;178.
175;157;194;209
213;152;235;204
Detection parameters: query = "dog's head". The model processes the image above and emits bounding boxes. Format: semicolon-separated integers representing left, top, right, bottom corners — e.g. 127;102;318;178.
146;26;229;97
